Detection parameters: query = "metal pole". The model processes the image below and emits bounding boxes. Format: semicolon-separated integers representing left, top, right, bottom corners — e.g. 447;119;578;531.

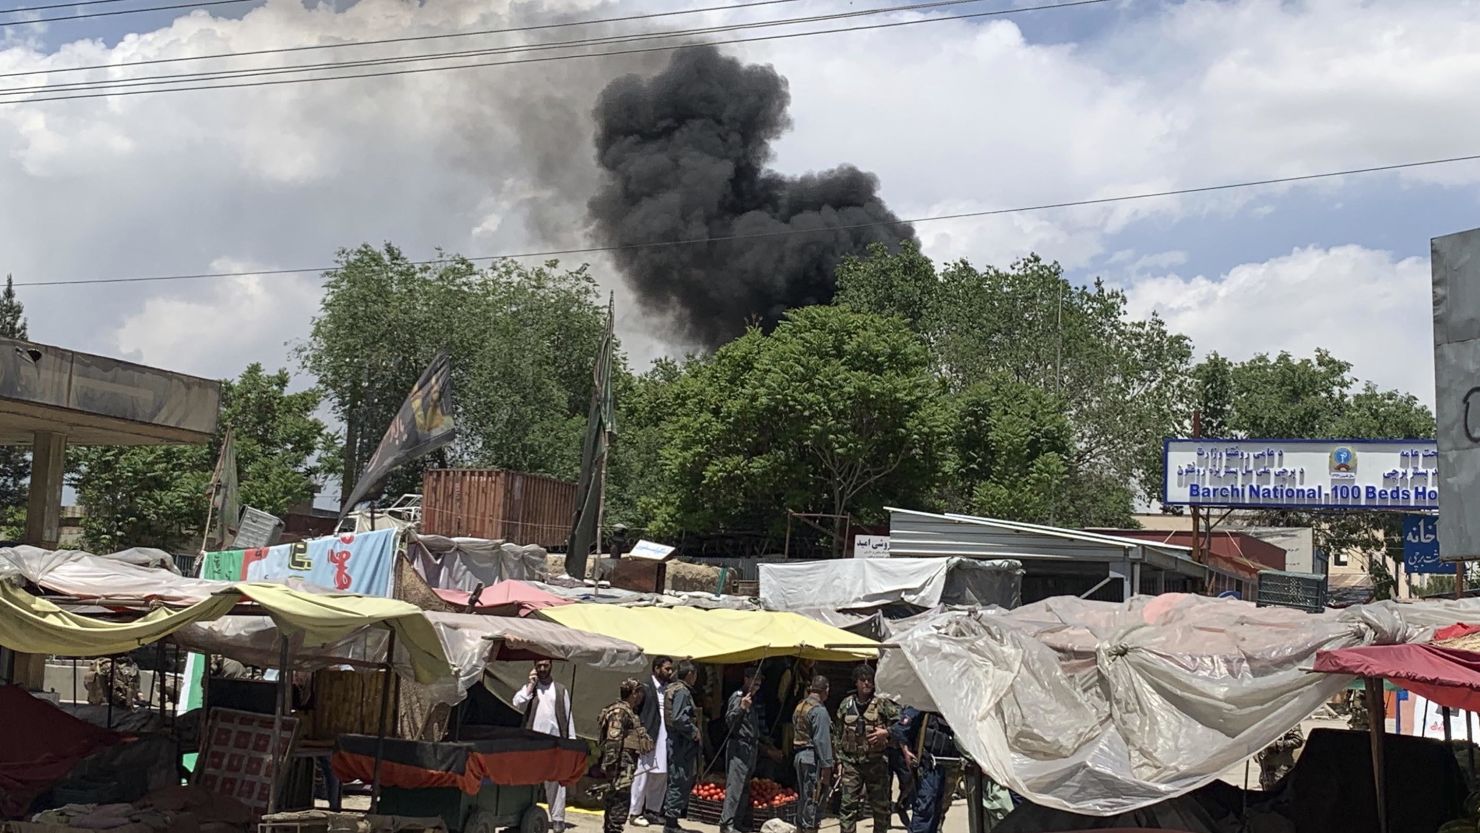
1190;410;1203;569
1445;706;1453;746
1366;677;1389;833
370;629;398;814
1468;710;1476;778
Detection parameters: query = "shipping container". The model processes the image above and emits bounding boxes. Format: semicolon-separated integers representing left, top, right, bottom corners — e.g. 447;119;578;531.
421;468;575;548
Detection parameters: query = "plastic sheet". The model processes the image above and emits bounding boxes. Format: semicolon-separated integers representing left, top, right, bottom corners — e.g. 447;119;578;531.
759;557;1022;611
876;593;1475;816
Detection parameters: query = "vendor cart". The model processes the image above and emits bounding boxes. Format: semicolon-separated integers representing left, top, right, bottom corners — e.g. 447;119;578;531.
333;728;589;833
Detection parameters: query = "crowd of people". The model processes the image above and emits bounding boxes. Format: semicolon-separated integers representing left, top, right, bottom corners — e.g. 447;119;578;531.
518;656;965;833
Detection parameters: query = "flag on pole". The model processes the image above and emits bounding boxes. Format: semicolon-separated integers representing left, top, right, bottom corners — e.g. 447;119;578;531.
340;352;455;517
564;297;616;582
204;429;240;551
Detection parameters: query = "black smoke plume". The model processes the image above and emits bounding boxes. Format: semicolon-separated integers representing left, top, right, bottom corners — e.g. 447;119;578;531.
589;45;916;348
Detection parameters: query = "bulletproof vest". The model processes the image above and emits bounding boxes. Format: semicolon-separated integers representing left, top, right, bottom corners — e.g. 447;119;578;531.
839;695;885;756
663;680;686;729
792;698;819;751
916;712;955;758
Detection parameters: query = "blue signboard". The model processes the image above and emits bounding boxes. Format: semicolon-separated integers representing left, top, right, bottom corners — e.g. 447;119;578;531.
1403;515;1453;574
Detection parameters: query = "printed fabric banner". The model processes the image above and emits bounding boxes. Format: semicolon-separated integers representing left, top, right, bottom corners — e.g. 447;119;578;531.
238;527;399;597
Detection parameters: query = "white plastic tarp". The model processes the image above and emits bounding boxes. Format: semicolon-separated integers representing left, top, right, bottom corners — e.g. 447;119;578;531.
759;557;1021;611
876;593;1480;817
0;546;230;604
409;535;548;590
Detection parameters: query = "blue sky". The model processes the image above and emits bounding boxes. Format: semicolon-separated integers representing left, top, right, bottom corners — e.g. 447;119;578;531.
0;0;1473;412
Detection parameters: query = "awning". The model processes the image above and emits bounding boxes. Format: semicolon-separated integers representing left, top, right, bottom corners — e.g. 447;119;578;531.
433;580;572;617
538;603;877;662
1314;643;1480;713
0;582;450;684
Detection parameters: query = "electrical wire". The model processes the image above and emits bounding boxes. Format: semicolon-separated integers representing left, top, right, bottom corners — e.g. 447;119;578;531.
0;0;819;79
13;151;1480;288
0;0;251;28
0;0;1019;96
0;0;1108;103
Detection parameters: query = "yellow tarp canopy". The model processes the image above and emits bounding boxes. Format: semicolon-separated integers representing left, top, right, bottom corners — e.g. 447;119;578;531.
0;582;450;683
538;604;877;664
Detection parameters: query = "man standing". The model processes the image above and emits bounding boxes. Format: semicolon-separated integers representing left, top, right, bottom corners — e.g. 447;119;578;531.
513;659;577;833
835;665;899;833
891;707;960;833
599;679;656;833
792;675;834;833
720;666;764;833
632;657;675;827
662;660;703;833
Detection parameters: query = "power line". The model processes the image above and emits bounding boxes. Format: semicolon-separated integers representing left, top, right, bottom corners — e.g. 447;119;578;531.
0;0;1108;103
13;152;1480;288
0;0;816;79
0;0;1006;97
0;0;251;28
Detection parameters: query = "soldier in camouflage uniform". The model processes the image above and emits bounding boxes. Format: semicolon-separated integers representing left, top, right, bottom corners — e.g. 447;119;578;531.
1348;690;1371;731
84;655;140;708
599;679;656;833
835;665;900;833
1254;727;1304;791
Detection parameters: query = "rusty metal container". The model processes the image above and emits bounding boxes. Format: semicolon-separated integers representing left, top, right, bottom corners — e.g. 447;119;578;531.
421;469;574;548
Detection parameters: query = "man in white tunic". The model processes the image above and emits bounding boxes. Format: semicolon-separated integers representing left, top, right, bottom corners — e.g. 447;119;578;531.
630;656;674;826
513;659;577;832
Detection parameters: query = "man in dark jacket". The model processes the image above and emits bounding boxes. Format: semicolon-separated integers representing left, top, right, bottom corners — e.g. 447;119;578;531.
662;660;702;833
632;656;675;826
891;706;959;833
720;666;764;833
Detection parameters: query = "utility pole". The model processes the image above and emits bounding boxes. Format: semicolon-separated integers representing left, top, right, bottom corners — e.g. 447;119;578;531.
1190;410;1203;566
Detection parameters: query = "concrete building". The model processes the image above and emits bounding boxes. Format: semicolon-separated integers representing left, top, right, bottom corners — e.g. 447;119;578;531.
0;337;219;687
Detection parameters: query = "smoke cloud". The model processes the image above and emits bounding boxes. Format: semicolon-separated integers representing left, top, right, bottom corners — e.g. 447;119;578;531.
588;45;916;348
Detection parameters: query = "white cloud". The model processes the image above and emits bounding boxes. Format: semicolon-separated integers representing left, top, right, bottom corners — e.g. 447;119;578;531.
112;259;323;380
0;0;1477;384
1122;244;1434;405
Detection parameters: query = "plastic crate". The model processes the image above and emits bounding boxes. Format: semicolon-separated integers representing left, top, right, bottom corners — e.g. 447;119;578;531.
686;796;723;825
1256;570;1328;613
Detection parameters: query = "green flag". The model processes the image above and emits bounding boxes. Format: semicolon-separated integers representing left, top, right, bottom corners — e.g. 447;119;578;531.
565;297;616;582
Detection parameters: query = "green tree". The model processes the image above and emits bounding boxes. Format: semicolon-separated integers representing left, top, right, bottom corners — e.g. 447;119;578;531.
649;306;947;542
606;357;686;528
0;275;29;538
300;244;610;506
71;365;330;551
837;248;1192;518
946;377;1074;525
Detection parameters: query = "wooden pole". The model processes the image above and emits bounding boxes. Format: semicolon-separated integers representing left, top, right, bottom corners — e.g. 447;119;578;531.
370;629;398;814
1365;677;1389;833
268;637;291;815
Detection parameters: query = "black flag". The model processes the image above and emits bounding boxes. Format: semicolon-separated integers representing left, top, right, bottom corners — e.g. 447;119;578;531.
564;298;616;581
340;352;455;516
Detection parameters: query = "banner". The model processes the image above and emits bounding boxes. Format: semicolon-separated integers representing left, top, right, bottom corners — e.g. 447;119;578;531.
238;527;398;596
1162;438;1438;510
341;352;455;515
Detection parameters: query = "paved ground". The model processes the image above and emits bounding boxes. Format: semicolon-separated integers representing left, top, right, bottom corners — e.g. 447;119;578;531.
556;800;973;833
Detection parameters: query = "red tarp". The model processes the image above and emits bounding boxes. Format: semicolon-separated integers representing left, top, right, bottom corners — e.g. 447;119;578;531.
1314;643;1480;713
0;685;122;818
433;580;571;617
332;730;589;794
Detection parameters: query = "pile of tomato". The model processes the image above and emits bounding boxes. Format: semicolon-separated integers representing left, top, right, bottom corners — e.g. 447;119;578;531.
691;778;799;809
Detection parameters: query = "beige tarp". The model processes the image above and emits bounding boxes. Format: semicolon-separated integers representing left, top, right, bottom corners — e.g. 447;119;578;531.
0;582;450;684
